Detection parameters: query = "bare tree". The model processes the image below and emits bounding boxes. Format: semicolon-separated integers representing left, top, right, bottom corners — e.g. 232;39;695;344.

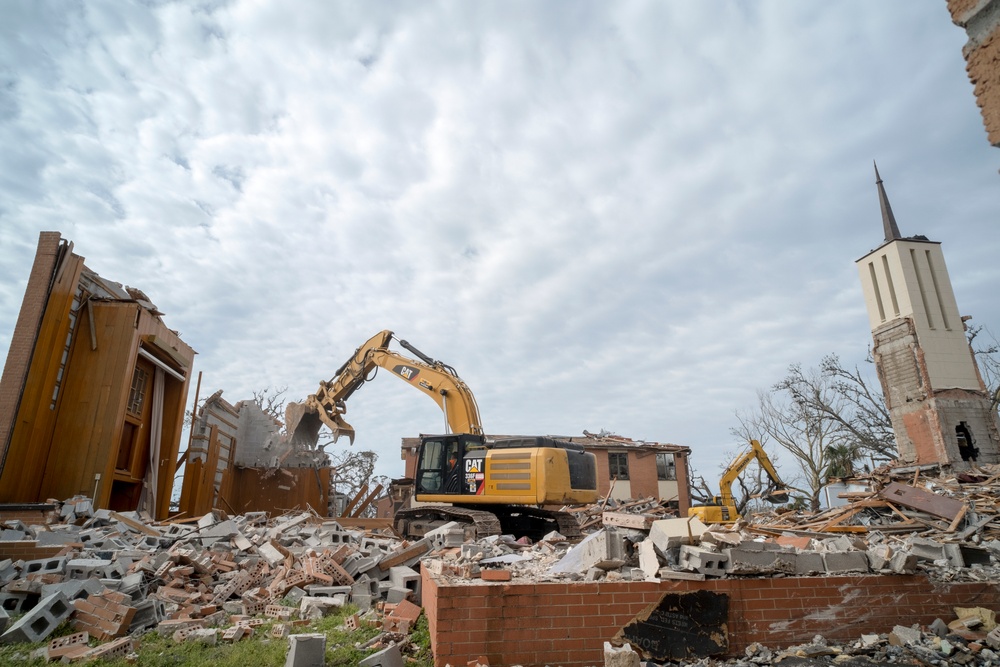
968;324;1000;412
779;357;895;461
739;369;846;511
328;449;390;518
252;386;289;424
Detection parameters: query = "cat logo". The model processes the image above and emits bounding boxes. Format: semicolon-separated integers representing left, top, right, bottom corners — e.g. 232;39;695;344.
465;461;481;473
391;364;419;381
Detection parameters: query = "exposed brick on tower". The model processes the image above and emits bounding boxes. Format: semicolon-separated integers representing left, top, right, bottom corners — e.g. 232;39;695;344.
857;167;1000;467
948;0;1000;147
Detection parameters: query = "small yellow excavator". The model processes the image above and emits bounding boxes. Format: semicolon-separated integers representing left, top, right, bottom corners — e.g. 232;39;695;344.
689;439;789;524
285;330;597;539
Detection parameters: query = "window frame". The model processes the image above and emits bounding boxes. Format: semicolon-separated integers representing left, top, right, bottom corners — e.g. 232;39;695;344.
608;451;629;480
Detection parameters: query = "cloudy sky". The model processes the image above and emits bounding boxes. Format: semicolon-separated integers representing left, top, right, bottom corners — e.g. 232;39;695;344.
1;1;997;489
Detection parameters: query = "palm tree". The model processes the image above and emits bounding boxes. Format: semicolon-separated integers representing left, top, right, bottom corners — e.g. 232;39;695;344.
825;443;859;481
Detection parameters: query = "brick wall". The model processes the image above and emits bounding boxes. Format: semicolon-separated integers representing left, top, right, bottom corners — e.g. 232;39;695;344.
0;508;52;525
0;232;63;466
948;0;1000;147
0;541;65;561
422;571;1000;667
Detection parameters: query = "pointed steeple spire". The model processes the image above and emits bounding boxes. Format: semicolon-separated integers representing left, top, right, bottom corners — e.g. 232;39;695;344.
874;161;901;243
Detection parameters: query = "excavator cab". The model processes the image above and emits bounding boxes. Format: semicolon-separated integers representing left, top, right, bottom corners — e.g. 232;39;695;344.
415;434;488;497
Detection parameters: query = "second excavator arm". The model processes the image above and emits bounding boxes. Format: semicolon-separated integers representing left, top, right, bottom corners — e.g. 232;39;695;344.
285;330;483;447
715;439;788;506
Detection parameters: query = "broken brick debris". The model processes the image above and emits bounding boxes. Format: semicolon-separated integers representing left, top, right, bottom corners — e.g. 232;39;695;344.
0;497;426;663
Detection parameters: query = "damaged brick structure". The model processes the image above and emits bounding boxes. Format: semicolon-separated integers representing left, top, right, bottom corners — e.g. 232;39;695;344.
178;390;333;518
948;0;1000;147
856;168;1000;467
421;571;1000;667
0;232;195;519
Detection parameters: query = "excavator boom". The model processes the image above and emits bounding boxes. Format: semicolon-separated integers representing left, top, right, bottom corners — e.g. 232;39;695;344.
285;330;483;448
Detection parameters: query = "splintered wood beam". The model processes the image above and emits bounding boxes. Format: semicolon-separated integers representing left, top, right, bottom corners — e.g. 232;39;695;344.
341;484;368;518
350;484;384;518
947;504;969;533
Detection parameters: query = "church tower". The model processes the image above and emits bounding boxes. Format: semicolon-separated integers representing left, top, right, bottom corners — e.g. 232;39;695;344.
856;164;1000;467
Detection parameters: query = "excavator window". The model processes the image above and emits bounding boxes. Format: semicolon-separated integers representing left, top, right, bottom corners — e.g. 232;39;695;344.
416;439;446;494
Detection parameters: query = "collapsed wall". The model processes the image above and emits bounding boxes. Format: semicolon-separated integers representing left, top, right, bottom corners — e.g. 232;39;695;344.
178;392;332;518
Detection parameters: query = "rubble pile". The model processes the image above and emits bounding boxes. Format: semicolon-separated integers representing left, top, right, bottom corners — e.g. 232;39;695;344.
750;464;1000;542
0;500;428;663
423;509;1000;586
609;607;1000;667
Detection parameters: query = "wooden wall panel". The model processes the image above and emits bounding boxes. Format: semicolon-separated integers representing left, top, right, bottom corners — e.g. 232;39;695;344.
41;302;139;501
0;254;85;502
222;467;331;516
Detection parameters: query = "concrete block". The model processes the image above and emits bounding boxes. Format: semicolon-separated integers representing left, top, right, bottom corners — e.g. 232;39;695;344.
943;543;965;567
817;536;856;552
637;540;660;580
578;529;627;571
888;625;922;647
358;643;404;667
424;522;466;549
22;556;67;576
794;552;825;575
961;545;992;567
0;559;15;585
908;538;947;562
299;596;344;620
888;552;918;575
0;593;37;614
305;585;351;597
385;587;411;603
867;544;893;570
605;641;641;667
678;545;728;577
822;551;869;574
0;530;26;541
0;608;7;635
722;547;778;575
388;566;420;601
36;531;78;547
649;517;708;554
67;558;114;580
129;598;165;632
285;633;327;667
41;577;104;601
0;592;72;643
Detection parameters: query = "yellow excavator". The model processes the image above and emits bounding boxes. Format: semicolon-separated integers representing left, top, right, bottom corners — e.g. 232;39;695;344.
688;439;789;524
285;330;598;539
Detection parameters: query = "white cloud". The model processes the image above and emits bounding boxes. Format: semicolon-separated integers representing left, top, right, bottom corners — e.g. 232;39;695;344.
1;1;997;487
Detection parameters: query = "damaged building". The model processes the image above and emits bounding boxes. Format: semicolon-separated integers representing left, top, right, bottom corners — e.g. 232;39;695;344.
0;232;194;520
857;167;1000;467
177;390;335;519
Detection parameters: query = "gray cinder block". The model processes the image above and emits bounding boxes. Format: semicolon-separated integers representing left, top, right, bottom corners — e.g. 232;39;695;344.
0;592;72;644
284;633;326;667
358;643;404;667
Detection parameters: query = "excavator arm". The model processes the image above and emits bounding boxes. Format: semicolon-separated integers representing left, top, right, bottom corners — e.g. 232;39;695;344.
716;439;788;506
285;330;483;448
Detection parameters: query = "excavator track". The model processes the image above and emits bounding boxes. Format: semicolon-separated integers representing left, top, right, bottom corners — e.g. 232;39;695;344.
394;505;502;540
492;506;584;541
394;505;584;542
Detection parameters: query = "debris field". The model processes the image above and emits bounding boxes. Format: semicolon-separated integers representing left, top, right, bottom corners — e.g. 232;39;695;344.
2;463;1000;665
